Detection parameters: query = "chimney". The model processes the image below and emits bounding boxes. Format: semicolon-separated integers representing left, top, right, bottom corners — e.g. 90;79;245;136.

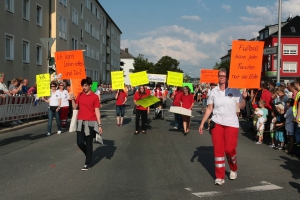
125;48;129;53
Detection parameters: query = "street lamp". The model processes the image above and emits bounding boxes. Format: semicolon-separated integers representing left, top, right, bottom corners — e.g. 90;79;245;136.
277;0;282;83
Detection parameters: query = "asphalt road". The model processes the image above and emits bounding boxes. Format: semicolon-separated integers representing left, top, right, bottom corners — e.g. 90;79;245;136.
0;96;300;200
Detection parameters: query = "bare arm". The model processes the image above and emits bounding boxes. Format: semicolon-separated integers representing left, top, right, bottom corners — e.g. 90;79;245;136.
200;104;213;127
95;107;103;134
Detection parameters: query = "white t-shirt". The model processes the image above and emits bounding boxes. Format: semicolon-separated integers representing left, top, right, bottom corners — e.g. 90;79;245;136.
49;90;62;106
257;117;265;131
208;86;242;128
0;83;8;92
59;90;70;107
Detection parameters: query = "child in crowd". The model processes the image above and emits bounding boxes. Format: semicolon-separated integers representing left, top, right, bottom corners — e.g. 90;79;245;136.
253;108;260;129
275;104;286;150
285;98;295;154
256;110;265;144
153;102;164;120
269;110;277;148
259;100;268;122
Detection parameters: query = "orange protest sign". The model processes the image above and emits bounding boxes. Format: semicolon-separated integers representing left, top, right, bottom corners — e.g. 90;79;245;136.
70;79;82;98
55;50;86;79
228;40;264;89
200;70;219;83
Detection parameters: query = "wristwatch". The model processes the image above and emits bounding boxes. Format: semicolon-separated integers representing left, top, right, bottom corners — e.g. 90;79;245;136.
98;124;102;127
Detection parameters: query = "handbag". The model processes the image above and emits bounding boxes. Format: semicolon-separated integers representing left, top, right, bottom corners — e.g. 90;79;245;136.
133;94;143;114
69;110;78;132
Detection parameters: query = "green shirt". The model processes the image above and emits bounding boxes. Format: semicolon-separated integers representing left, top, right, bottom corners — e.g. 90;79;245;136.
261;108;268;121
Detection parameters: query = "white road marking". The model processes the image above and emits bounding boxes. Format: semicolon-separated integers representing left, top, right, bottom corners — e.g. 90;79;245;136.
184;188;193;191
190;181;283;198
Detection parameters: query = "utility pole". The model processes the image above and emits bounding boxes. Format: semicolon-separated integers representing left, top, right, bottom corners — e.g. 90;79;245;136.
277;0;282;83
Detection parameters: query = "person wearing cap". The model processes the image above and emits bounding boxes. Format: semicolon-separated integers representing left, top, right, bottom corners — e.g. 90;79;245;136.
275;104;286;150
285;98;295;154
198;68;247;186
255;109;265;144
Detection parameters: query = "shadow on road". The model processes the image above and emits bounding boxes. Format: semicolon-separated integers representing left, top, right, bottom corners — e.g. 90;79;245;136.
0;133;46;147
191;146;215;179
92;139;117;167
279;156;300;193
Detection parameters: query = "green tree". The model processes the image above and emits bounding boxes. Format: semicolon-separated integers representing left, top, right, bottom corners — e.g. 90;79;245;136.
153;56;182;74
213;60;230;72
133;54;155;73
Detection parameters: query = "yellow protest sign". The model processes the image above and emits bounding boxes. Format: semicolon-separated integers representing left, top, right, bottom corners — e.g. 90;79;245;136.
129;71;149;86
167;71;183;86
136;95;160;108
111;71;124;90
36;73;50;97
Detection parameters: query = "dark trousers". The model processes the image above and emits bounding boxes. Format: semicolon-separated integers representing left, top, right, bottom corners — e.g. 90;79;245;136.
136;109;147;131
77;126;95;166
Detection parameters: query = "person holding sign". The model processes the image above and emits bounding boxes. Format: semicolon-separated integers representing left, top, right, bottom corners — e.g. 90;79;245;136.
115;89;127;126
58;81;70;128
70;77;103;171
198;68;247;185
180;86;194;135
134;85;150;134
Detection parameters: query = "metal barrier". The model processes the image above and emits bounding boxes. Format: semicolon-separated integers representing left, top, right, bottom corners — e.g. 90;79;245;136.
101;90;134;103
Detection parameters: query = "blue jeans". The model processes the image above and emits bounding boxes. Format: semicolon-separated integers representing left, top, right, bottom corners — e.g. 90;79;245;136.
116;105;125;117
202;98;207;107
174;113;183;129
295;125;300;144
47;108;62;134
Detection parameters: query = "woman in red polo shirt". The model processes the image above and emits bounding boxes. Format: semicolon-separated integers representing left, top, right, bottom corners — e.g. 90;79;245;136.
71;77;103;171
180;86;194;135
134;85;150;134
115;89;127;126
172;87;183;130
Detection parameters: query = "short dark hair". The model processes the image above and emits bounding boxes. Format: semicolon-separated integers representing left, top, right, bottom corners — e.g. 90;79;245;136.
261;82;268;89
81;77;92;86
50;81;57;87
183;86;191;94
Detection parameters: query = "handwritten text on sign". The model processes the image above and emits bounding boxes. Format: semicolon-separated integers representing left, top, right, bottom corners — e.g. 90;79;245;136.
111;71;125;90
200;70;219;84
36;73;50;97
229;41;264;89
55;50;86;79
129;71;149;86
167;71;183;87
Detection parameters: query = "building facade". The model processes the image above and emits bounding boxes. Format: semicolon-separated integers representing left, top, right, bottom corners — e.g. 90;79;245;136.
0;0;121;86
120;48;135;85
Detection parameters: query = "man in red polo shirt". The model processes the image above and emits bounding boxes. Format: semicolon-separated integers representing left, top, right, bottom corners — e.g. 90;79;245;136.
260;83;273;111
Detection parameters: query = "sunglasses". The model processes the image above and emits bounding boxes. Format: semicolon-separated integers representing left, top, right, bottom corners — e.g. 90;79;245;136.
218;75;227;78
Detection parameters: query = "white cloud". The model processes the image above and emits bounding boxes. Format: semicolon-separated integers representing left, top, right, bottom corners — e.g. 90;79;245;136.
180;15;201;21
221;4;232;12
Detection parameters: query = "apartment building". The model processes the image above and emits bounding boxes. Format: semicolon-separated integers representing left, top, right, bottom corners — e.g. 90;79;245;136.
0;0;50;85
0;0;122;85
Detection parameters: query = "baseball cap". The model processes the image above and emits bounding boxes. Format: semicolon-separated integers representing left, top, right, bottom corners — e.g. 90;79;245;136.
287;98;295;105
275;104;284;110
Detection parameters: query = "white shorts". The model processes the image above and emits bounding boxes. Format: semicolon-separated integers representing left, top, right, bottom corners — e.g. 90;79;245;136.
286;131;294;136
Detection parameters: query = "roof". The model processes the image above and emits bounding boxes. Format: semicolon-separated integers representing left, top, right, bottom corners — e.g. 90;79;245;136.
120;49;135;59
95;1;122;34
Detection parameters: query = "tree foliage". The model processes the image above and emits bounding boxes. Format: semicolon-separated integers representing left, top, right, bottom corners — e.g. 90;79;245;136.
213;60;230;72
133;55;182;74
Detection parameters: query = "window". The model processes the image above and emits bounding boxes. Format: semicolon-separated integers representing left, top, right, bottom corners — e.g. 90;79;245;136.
283;45;298;55
90;24;93;36
291;27;296;33
81;29;83;39
22;40;30;63
86;0;90;10
36;5;42;26
59;15;67;40
23;0;30;21
80;2;83;19
259;33;263;40
72;8;78;25
36;45;42;65
103;17;106;28
283;62;297;73
5;34;14;61
72;38;78;50
85;20;90;33
5;0;14;13
59;0;67;7
84;44;88;56
91;46;94;59
96;8;99;19
86;45;90;57
264;30;269;38
91;2;94;14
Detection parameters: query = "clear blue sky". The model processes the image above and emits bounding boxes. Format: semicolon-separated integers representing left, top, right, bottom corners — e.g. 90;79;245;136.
100;0;299;76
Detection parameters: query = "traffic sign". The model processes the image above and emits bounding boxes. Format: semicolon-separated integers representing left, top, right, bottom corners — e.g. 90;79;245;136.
40;38;55;50
263;47;278;55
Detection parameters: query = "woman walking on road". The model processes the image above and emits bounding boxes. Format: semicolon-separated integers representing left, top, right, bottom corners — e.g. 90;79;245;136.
199;68;247;185
134;85;150;134
71;77;103;171
180;86;194;135
115;89;127;126
171;87;183;130
43;81;62;136
58;82;70;128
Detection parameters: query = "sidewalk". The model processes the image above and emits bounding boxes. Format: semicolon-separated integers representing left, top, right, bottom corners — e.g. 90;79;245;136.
0;117;48;134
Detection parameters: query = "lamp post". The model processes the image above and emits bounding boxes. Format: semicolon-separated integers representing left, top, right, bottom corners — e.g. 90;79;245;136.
277;0;282;83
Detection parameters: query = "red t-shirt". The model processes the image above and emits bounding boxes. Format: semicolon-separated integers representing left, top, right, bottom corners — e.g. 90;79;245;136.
145;89;151;95
173;91;183;106
116;92;127;106
180;94;194;109
134;92;149;110
76;92;100;121
260;89;273;110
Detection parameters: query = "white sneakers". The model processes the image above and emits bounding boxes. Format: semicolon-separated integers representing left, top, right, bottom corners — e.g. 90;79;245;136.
215;179;225;185
215;171;237;186
47;132;51;136
57;131;61;134
229;170;237;180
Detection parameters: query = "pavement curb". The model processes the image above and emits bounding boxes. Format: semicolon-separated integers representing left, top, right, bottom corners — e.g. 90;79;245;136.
0;119;48;134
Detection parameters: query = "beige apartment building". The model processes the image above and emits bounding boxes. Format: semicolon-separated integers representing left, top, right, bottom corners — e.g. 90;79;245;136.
0;0;121;86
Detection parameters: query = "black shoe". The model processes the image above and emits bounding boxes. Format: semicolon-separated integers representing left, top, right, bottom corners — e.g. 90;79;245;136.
81;165;90;171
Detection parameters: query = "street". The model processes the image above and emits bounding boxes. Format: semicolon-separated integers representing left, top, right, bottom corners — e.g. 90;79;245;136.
0;97;299;200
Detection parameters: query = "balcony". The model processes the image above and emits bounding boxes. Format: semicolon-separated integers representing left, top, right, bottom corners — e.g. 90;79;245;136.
107;28;110;37
106;46;110;54
106;64;111;71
